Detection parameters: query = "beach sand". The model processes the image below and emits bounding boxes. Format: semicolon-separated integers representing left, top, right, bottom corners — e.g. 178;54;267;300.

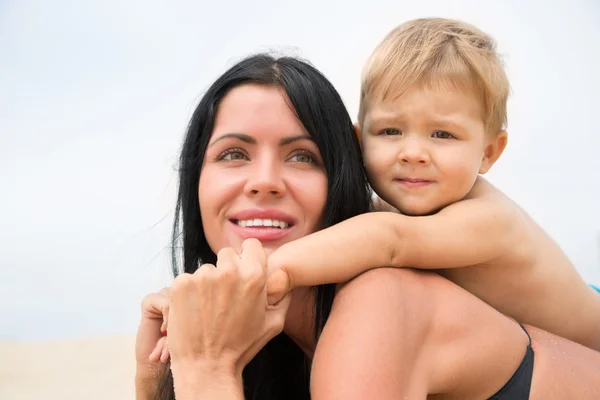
0;334;136;400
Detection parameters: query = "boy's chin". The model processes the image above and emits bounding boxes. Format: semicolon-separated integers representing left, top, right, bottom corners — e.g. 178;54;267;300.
397;203;444;217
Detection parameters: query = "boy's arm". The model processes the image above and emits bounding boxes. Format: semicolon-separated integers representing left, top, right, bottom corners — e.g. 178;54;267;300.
267;198;518;302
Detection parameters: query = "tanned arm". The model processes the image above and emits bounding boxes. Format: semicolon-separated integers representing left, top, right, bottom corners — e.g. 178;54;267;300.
267;198;517;301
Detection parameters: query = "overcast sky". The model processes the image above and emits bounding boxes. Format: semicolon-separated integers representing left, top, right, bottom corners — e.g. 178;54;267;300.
1;0;599;340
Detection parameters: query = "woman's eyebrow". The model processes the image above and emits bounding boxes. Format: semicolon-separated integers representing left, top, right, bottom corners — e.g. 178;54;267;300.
208;133;256;147
208;133;313;147
280;134;313;145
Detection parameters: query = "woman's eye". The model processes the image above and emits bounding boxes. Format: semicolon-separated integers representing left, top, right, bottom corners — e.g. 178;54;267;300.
432;131;455;139
289;151;316;164
219;149;248;161
381;128;401;136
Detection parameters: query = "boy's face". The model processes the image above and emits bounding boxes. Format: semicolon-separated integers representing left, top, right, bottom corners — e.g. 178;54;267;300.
361;86;504;216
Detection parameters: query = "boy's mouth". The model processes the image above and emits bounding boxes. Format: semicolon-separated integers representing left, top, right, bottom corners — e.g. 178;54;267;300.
395;178;433;188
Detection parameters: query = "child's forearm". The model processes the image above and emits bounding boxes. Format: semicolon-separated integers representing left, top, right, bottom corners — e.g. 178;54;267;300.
269;212;403;289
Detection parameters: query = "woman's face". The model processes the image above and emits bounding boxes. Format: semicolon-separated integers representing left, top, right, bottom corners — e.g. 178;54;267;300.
198;84;328;256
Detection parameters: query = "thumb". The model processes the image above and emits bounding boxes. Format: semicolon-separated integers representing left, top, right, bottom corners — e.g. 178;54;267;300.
265;291;293;339
238;292;293;371
266;268;292;305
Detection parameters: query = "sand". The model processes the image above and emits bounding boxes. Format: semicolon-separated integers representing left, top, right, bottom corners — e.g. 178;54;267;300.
0;334;136;400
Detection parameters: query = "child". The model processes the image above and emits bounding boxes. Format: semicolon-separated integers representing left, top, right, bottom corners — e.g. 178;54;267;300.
267;17;600;351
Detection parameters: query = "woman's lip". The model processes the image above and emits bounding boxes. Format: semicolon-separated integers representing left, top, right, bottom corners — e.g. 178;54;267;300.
229;220;293;242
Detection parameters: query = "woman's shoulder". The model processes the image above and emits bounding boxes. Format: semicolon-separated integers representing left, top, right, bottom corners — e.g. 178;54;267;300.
335;267;438;305
310;268;439;399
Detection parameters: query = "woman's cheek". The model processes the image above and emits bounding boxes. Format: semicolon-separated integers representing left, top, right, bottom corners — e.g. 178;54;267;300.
301;173;328;231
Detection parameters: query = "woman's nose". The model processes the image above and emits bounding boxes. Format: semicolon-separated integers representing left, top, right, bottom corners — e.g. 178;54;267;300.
244;158;286;198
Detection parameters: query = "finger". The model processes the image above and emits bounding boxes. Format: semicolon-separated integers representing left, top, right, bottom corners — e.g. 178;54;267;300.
240;291;293;367
266;268;291;305
141;292;170;319
240;238;267;279
265;290;292;335
216;247;239;274
160;345;171;364
160;302;170;333
193;262;217;277
157;287;171;331
170;272;196;302
136;292;171;365
148;336;167;363
191;263;217;289
240;238;267;270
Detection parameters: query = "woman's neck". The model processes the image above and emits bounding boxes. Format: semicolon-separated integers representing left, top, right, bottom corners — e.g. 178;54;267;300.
283;287;317;359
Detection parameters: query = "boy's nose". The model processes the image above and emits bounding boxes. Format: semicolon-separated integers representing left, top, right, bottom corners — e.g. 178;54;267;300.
398;139;430;165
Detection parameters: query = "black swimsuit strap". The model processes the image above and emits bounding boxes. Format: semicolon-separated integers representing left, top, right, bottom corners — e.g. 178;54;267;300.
487;324;535;400
518;323;532;344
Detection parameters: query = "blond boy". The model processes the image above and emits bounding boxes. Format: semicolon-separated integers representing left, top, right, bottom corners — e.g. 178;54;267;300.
267;18;600;351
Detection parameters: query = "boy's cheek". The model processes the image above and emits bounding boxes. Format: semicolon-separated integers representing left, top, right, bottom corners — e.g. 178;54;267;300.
363;145;394;171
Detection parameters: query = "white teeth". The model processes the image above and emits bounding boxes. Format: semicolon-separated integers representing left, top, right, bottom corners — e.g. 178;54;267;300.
236;219;290;229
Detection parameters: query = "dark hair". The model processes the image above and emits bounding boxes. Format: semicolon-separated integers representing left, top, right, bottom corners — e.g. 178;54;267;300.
157;53;371;400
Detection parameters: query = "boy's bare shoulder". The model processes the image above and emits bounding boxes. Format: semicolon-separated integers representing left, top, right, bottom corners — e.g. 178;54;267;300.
442;177;518;221
453;177;534;263
465;176;508;201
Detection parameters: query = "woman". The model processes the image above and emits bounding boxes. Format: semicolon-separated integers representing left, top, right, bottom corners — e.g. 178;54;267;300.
135;53;371;400
135;54;600;400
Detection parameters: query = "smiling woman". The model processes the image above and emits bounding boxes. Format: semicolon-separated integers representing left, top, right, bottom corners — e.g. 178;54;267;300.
133;53;371;400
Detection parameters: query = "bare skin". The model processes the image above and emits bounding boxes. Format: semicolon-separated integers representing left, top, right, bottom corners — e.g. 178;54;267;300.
137;265;600;399
436;178;600;351
268;81;600;352
267;177;600;351
310;268;600;399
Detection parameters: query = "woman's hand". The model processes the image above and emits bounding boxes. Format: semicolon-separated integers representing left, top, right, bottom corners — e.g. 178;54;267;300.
134;288;170;399
167;238;292;398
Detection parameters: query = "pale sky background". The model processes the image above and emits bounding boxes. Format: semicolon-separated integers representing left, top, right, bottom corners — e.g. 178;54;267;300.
1;0;599;341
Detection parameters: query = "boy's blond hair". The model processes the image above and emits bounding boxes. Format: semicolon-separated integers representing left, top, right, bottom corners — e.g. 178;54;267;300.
359;18;510;135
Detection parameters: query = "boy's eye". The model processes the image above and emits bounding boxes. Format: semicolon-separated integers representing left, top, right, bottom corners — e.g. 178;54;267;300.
218;149;248;161
381;128;401;136
432;131;455;139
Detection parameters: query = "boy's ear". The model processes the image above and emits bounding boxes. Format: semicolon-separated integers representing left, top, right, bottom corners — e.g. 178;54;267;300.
479;130;508;174
354;123;362;146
